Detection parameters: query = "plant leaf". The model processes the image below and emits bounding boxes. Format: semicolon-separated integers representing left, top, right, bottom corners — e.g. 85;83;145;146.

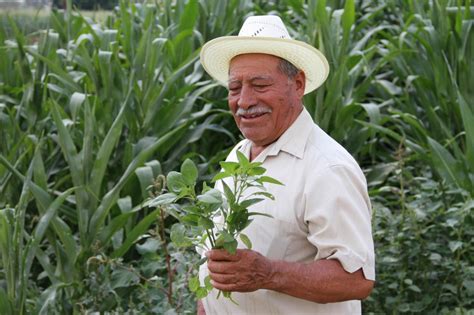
236;151;250;168
222;239;238;255
195;287;209;299
197;189;222;204
427;137;465;189
240;233;252;249
198;217;214;230
188;276;200;292
212;171;232;182
219;161;239;173
250;191;275;200
221;181;235;205
167;171;187;194
204;275;213;291
181;158;198;186
257;176;284;186
248;166;266;176
111;209;161;258
170;223;193;248
239;198;264;209
111;269;140;289
149;193;178;207
0;288;12;315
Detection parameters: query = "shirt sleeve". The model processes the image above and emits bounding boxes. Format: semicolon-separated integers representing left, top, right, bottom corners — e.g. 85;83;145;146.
304;164;375;280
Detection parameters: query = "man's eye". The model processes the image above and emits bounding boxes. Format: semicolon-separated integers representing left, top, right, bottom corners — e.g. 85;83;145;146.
254;85;269;91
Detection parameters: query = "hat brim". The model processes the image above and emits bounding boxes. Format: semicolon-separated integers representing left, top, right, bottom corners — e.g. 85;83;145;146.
200;36;330;95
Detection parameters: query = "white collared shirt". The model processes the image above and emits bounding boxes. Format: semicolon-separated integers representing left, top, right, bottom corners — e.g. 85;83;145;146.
200;108;375;315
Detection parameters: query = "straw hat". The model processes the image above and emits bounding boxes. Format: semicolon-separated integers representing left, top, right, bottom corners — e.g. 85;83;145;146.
200;15;330;95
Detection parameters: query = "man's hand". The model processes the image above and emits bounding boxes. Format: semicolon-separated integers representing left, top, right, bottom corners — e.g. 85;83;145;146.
206;248;374;303
197;300;206;315
206;249;273;292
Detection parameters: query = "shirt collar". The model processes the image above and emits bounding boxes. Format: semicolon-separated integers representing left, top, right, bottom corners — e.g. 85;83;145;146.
240;107;314;161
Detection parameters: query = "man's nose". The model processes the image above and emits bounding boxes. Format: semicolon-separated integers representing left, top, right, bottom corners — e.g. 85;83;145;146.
237;85;257;109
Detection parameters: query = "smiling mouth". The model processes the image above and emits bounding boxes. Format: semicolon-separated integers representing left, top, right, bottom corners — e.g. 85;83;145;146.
240;112;268;119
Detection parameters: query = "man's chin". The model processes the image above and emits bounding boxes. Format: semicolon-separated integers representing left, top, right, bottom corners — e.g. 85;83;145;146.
240;130;274;147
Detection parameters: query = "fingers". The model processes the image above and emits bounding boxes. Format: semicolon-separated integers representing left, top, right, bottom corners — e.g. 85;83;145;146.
205;249;267;293
210;281;236;292
208;272;235;284
206;249;241;274
206;249;241;261
210;277;255;293
209;274;251;293
207;259;233;274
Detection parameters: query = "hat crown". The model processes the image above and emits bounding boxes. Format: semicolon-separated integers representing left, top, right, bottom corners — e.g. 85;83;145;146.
238;15;291;39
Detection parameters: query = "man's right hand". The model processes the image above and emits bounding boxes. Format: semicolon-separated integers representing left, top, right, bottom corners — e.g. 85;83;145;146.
206;249;274;293
197;299;206;315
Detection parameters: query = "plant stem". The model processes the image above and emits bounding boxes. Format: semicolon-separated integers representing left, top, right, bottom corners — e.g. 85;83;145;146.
159;207;173;305
206;229;216;248
234;174;247;205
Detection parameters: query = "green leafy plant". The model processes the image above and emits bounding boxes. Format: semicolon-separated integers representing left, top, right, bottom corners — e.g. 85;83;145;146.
365;156;474;313
148;151;283;299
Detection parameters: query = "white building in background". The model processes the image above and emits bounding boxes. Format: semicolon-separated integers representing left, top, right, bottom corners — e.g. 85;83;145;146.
0;0;52;8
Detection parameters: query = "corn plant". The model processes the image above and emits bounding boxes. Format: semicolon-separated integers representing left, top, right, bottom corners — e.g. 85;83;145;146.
0;149;75;314
258;0;391;159
357;0;474;197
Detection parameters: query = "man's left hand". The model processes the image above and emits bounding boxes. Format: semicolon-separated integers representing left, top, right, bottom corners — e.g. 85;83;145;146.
206;249;273;292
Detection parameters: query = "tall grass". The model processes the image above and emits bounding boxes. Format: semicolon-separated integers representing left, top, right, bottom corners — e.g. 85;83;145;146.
0;7;51;39
0;0;237;312
353;0;473;196
0;0;472;313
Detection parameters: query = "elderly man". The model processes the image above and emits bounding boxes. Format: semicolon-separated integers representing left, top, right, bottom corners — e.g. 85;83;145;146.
197;15;375;314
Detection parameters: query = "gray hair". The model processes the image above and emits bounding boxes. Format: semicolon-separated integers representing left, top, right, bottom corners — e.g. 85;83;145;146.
278;58;300;79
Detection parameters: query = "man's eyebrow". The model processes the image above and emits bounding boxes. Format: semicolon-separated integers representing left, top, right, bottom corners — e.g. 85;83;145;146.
227;76;273;84
249;75;273;82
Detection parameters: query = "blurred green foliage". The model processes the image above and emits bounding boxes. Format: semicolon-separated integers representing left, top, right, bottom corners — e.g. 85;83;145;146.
0;0;472;313
53;0;117;10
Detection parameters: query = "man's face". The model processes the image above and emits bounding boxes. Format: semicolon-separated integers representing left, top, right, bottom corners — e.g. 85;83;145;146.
227;53;305;147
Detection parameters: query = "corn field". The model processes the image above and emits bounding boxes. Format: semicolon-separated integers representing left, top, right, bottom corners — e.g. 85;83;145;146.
0;0;473;313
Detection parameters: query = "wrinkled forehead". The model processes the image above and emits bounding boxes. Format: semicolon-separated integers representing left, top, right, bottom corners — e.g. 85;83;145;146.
228;53;283;77
229;53;283;68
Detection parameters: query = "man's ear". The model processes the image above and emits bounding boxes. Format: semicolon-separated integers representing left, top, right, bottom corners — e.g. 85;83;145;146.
294;70;306;98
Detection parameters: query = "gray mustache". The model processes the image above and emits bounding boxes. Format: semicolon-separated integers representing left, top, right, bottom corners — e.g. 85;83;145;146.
236;106;273;116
